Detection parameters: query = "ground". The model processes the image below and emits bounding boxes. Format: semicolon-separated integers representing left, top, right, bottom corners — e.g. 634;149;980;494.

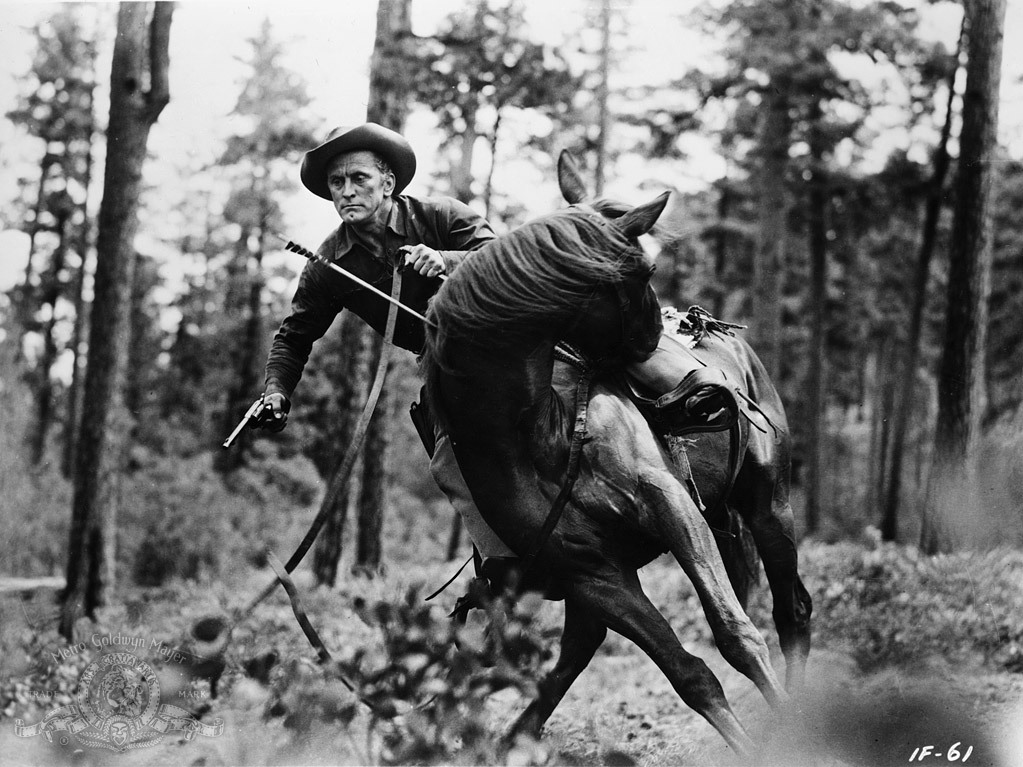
1;544;1021;766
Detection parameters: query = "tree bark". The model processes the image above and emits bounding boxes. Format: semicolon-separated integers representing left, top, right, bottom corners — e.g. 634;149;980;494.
881;24;962;541
450;123;478;204
594;0;612;197
367;0;412;131
215;225;265;472
483;109;502;220
60;2;173;640
804;106;828;535
751;83;789;384
313;314;372;586
353;358;395;575
29;205;72;466
712;178;730;318
352;0;411;575
921;0;1005;554
62;118;97;478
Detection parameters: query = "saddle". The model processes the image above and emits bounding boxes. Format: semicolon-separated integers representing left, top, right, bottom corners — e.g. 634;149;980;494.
623;306;761;439
621;307;774;511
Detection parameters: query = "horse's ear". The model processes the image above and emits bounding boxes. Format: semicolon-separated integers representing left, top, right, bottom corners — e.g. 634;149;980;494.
616;191;671;238
557;150;588;205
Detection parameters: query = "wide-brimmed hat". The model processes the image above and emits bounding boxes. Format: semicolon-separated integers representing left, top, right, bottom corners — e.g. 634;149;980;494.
300;123;417;200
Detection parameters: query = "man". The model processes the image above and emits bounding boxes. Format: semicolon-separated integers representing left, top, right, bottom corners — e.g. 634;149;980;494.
255;122;514;562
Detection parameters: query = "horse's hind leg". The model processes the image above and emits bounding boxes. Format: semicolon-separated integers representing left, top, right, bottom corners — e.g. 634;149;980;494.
569;568;755;759
742;483;812;690
507;597;607;739
649;478;788;709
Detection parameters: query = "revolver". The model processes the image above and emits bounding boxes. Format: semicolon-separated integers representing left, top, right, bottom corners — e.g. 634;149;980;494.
222;396;267;449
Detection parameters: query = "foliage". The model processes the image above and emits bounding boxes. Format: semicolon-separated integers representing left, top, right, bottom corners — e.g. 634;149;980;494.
987;157;1023;420
405;0;580;221
1;0;1021;599
265;586;555;765
755;539;1023;673
0;345;72;575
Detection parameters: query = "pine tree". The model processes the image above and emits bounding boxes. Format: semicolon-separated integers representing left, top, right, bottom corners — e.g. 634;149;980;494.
61;2;173;640
922;0;1007;553
214;18;317;472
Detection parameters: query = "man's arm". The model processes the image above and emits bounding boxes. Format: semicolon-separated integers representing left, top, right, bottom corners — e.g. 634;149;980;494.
433;197;497;273
258;257;343;430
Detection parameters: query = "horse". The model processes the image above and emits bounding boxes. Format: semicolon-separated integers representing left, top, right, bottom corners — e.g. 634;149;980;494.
420;152;811;758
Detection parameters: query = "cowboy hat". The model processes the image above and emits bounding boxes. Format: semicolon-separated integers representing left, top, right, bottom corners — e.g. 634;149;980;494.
300;123;417;200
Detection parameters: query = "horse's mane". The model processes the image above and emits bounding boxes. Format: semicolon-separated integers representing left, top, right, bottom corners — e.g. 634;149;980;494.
425;203;639;361
419;201;646;430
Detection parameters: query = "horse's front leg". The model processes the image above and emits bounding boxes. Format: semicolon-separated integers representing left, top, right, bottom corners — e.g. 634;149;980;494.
568;566;755;759
644;471;788;709
507;597;607;740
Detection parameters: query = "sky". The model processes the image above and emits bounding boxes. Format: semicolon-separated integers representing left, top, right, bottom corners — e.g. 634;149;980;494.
0;0;1022;297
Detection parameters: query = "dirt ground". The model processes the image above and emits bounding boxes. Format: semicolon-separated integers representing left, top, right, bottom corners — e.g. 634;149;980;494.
4;631;1021;767
3;553;1022;767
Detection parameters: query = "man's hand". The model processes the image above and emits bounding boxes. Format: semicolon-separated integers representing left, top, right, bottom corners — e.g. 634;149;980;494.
400;245;446;278
254;390;290;433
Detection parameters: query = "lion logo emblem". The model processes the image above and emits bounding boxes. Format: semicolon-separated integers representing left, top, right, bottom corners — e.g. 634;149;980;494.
15;650;223;752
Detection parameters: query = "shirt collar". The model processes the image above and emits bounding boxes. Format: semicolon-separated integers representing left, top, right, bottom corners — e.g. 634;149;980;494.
331;196;407;261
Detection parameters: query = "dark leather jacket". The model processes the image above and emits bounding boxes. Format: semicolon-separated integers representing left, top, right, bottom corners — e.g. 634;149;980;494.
265;195;496;396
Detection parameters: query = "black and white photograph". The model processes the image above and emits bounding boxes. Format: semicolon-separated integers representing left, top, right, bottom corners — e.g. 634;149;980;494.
0;1;1021;764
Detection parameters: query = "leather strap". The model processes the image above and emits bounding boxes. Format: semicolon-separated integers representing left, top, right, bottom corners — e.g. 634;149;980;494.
240;266;404;618
521;364;594;569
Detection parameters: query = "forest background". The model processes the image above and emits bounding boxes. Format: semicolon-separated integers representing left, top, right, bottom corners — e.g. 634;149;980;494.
1;0;1022;763
3;0;1021;583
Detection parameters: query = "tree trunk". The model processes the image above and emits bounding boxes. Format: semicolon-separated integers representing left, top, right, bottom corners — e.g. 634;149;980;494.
712;178;730;318
353;357;395;575
62;135;96;478
751;83;789;383
921;0;1005;554
367;0;412;130
215;225;260;471
881;24;962;541
483;109;502;220
12;156;56;364
60;2;173;641
804;107;828;535
351;0;412;575
312;314;373;586
870;337;898;518
594;0;612;196
450;123;478;204
29;208;72;466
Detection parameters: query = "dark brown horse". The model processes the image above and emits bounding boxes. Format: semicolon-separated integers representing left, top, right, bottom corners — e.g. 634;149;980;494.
421;154;811;757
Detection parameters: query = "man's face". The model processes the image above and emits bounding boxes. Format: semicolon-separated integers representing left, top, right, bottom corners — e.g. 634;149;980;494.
325;150;394;226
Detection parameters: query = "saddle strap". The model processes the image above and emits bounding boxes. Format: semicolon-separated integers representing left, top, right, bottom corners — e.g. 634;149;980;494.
522;366;594;569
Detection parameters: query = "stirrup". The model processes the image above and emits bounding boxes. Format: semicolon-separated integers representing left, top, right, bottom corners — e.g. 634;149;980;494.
626;367;739;437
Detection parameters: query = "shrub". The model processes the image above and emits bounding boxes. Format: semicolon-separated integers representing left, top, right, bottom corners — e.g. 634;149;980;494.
266;585;557;765
745;540;1023;673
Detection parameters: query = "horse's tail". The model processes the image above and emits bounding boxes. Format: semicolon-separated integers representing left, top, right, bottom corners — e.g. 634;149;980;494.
715;505;760;609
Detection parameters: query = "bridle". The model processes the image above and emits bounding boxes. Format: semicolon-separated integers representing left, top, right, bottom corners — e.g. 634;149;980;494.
563;204;659;367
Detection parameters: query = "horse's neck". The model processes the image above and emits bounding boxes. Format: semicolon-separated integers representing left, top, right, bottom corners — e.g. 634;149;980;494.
451;337;562;444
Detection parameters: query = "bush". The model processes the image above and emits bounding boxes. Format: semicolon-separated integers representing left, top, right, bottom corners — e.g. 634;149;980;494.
746;539;1023;673
266;585;557;765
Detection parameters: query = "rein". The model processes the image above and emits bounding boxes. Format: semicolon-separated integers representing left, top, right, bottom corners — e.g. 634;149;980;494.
231;265;404;660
